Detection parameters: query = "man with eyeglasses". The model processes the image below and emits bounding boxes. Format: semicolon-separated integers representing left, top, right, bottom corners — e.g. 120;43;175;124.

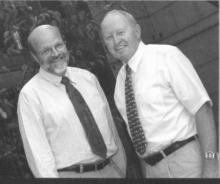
100;10;218;178
17;25;126;178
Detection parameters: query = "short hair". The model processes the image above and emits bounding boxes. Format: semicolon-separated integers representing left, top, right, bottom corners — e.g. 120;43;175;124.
27;25;64;55
27;36;36;54
101;10;137;27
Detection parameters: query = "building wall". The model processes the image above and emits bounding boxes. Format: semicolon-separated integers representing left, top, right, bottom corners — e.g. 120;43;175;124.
176;25;218;125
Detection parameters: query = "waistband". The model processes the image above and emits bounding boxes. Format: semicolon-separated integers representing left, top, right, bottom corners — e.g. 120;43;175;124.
57;157;111;173
143;135;198;166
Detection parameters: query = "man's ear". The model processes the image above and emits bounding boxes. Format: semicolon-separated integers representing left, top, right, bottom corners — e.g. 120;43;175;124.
30;51;40;64
135;24;141;39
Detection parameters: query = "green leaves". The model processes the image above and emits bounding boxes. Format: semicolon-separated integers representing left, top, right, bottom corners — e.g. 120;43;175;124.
0;107;7;119
78;24;86;37
52;11;61;21
1;66;10;73
78;10;86;22
87;29;95;40
4;30;10;38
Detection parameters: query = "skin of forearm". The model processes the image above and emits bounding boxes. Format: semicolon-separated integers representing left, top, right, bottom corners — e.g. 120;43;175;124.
195;102;217;154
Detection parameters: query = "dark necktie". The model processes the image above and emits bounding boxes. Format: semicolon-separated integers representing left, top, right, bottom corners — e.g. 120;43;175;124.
125;65;147;156
61;76;107;159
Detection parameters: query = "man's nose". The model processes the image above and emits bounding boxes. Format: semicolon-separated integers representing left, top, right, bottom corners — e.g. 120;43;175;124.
113;35;121;45
51;47;59;56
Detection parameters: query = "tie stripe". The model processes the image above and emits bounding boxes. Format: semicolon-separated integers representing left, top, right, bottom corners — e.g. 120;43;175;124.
125;65;147;156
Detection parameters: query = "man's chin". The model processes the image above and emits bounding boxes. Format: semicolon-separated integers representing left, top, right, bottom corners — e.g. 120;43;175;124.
50;68;66;76
49;63;68;76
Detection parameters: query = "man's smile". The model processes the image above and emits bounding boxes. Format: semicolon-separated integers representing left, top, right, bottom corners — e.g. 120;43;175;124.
115;45;126;52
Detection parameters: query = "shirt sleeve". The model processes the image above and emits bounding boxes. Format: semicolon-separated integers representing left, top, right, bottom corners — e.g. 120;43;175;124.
165;47;212;115
17;91;58;178
92;74;127;177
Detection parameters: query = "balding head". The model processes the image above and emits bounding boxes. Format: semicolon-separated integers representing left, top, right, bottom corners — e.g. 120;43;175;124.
28;25;62;54
101;10;137;29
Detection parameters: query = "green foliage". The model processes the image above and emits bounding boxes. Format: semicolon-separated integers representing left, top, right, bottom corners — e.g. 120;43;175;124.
0;1;105;68
0;86;33;178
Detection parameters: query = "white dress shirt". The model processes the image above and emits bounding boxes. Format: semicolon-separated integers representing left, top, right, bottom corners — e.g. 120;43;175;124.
17;67;120;177
114;41;212;157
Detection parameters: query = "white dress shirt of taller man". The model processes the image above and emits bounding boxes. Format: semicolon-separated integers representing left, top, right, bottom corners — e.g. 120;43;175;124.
101;10;218;178
17;25;126;178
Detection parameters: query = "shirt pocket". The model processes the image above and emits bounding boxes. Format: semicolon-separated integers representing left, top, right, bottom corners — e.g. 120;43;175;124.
137;87;165;119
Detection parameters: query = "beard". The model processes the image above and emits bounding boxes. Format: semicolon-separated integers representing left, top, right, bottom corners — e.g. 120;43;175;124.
46;51;69;75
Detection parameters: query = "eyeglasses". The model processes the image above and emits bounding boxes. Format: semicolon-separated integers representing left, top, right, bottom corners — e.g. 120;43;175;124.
36;43;66;57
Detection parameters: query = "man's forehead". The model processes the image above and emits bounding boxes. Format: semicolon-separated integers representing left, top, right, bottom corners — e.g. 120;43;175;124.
103;11;126;22
29;25;58;43
102;13;129;30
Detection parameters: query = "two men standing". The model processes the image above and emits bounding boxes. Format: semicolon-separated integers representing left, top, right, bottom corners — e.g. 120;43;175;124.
17;9;218;178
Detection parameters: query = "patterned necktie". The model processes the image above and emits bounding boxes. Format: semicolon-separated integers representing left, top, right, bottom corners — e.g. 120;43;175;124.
125;65;147;156
61;76;107;159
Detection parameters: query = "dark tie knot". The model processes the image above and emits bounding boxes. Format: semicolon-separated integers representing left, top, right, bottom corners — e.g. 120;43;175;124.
126;65;131;74
61;76;69;85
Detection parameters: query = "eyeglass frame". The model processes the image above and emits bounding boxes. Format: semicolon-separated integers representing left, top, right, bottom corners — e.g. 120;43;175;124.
34;41;67;57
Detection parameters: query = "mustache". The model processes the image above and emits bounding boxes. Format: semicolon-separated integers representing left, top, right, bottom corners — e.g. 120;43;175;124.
48;52;68;63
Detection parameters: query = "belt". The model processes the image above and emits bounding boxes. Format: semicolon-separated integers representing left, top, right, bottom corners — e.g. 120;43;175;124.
143;135;197;166
57;158;110;173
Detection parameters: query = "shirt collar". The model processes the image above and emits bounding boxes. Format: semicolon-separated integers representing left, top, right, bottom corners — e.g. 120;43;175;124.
126;41;145;73
39;67;76;86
